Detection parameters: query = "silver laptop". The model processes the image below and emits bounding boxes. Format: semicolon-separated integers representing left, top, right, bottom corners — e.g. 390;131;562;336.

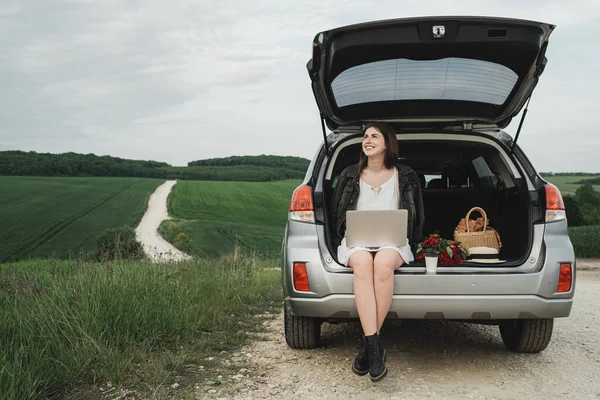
346;209;408;248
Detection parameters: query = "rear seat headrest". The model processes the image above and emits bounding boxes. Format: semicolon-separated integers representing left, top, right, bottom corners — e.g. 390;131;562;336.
427;178;445;189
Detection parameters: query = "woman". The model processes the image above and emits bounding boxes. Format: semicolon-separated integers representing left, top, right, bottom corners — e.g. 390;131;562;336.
331;122;424;382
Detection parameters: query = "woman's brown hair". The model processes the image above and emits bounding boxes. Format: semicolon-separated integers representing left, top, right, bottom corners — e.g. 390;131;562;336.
355;122;399;180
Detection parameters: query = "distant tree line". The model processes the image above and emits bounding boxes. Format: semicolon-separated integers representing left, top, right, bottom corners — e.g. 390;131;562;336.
188;155;310;172
574;177;600;185
0;151;309;182
153;166;306;181
0;151;169;177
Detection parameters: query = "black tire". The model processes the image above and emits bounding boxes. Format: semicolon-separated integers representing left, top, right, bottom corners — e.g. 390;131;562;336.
284;307;321;349
499;318;554;353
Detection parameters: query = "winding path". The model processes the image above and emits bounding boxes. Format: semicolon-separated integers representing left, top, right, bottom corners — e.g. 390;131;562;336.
135;180;190;262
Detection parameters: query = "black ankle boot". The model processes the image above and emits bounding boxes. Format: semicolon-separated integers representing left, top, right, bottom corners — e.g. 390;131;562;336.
352;336;369;376
365;333;387;381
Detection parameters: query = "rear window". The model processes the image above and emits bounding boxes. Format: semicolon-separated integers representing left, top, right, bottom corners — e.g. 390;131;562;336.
331;58;518;108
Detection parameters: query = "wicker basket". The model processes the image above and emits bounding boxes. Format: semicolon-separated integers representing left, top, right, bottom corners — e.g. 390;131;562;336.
453;207;502;251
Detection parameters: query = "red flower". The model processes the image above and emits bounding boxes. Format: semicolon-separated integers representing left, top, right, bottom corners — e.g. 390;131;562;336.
439;252;452;265
418;234;468;266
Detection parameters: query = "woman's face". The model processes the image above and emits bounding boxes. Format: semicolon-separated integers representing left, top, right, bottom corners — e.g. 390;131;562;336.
362;127;386;158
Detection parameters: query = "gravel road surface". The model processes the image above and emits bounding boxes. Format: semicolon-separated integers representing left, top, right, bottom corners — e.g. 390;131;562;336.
135;180;190;262
204;269;600;400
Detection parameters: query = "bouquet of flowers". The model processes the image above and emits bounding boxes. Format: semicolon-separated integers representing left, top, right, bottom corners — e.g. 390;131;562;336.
416;233;468;265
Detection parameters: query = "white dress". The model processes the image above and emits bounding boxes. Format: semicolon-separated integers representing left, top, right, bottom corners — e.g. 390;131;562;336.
337;167;415;267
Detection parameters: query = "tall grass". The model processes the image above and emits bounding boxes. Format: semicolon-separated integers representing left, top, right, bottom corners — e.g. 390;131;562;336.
0;254;281;399
569;225;600;258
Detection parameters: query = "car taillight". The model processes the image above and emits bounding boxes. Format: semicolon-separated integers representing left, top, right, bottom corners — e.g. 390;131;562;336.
293;262;310;292
557;263;572;292
289;184;314;223
545;183;566;222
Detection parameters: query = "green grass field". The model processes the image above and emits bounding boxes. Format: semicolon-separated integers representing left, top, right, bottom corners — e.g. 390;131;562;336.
0;176;163;262
543;175;600;195
3;173;596;262
161;179;302;258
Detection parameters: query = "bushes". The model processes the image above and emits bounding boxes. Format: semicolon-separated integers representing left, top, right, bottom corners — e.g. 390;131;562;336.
96;227;145;261
573;184;600;225
563;195;586;226
172;232;195;255
563;185;600;257
158;221;201;257
568;225;600;258
563;184;600;227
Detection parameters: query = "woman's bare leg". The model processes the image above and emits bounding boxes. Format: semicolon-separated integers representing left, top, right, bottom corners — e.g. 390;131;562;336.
373;248;403;332
348;250;377;335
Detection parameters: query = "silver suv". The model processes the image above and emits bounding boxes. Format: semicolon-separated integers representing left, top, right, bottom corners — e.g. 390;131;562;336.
282;16;575;353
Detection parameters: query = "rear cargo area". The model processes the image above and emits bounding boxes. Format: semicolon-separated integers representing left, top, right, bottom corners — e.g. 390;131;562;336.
324;134;534;266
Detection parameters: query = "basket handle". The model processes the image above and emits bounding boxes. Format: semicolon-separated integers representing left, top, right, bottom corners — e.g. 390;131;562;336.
465;207;488;232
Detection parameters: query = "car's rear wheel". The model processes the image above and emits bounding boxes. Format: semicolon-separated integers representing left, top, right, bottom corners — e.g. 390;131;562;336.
284;307;321;349
499;318;553;353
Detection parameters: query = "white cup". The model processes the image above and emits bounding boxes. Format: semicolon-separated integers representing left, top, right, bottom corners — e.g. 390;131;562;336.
425;255;438;274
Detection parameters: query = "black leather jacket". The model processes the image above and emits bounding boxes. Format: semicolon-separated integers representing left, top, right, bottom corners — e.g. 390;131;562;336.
331;163;425;248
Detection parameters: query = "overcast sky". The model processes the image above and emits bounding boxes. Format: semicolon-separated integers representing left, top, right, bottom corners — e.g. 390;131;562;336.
1;1;599;171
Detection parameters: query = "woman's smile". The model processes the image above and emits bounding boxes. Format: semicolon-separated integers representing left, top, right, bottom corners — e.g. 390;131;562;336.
362;127;386;156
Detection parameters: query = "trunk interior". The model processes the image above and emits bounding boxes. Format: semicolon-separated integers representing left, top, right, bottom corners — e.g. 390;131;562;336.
323;136;533;266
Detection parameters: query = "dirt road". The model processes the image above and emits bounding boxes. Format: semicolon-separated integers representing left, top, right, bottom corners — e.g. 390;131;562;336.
205;269;600;399
135;180;190;262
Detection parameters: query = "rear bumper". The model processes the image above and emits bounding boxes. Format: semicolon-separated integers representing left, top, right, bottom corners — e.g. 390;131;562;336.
285;295;573;320
283;216;575;322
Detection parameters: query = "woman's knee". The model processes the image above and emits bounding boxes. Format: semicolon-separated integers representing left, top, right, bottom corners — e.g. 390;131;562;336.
374;250;402;281
349;251;374;280
374;264;394;283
